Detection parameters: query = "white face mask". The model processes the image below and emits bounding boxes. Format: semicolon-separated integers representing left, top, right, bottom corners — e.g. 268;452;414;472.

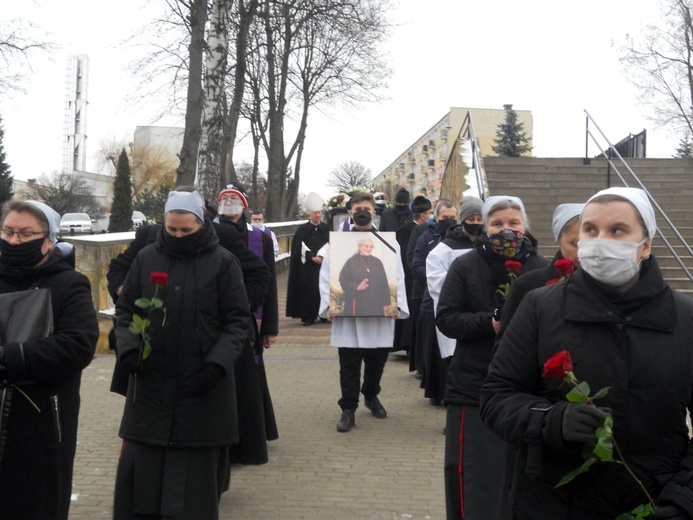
251;222;262;229
220;201;244;216
578;237;647;287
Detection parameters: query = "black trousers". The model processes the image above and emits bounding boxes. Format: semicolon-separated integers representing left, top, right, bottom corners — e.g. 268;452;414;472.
444;404;507;520
338;347;390;411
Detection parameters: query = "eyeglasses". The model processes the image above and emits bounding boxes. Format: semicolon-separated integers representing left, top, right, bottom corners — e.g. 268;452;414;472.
1;228;48;241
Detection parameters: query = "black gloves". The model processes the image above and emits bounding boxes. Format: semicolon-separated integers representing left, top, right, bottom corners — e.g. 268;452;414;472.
561;403;610;444
649;504;688;519
118;349;140;375
649;505;688;519
196;364;225;394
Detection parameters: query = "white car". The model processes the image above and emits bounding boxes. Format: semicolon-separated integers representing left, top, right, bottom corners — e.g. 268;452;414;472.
132;211;146;228
60;213;94;234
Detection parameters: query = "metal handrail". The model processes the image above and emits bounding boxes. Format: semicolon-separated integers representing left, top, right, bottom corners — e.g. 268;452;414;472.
459;111;490;201
584;110;693;284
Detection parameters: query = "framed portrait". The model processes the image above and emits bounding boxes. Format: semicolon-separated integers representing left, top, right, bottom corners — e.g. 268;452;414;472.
328;231;398;318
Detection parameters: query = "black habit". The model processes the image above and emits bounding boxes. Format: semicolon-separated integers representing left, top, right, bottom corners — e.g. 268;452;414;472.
286;220;329;320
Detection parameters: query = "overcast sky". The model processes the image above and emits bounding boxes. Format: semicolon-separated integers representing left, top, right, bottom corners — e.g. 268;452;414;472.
1;0;674;200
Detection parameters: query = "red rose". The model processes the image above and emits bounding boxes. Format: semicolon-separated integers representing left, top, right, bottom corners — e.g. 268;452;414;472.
150;272;169;287
554;258;575;277
505;260;522;274
542;350;573;379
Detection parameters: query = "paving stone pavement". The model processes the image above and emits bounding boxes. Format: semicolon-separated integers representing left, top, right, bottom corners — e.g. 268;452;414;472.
69;271;447;519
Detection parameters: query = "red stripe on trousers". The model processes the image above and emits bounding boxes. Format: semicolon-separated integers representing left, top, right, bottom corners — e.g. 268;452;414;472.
458;405;466;518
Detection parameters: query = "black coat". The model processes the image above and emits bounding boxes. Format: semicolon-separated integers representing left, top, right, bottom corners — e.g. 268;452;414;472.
496;250;566;343
286;220;329;319
0;250;98;520
436;237;548;406
411;221;444;313
115;222;251;447
339;253;390;316
406;221;429;300
107;219;269;310
379;206;412;232
220;215;279;338
480;258;693;519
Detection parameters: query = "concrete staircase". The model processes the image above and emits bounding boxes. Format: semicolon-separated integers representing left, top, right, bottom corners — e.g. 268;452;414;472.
483;157;693;293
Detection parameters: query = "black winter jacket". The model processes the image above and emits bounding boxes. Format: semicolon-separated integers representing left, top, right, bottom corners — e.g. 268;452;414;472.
480;258;693;519
0;249;98;519
436;235;548;406
411;221;444;313
115;222;251;447
220;215;279;338
107;219;269;310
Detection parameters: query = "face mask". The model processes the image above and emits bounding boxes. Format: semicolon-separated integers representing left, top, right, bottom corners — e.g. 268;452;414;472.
438;219;457;236
396;205;409;213
220;201;244;216
251;222;262;229
488;229;524;258
0;237;48;267
463;222;483;237
353;210;372;227
162;226;205;256
578;238;646;287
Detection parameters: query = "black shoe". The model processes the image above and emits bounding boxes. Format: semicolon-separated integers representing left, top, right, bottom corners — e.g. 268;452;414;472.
414;371;423;380
429;398;442;407
302;319;314;326
319;317;329;323
337;410;355;432
364;396;387;419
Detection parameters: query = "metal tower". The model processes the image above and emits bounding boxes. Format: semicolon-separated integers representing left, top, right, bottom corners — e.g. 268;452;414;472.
62;55;89;173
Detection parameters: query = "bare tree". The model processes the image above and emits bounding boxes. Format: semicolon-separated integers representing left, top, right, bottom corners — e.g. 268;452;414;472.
176;0;209;187
98;140;177;202
28;172;98;216
621;0;693;135
245;0;390;220
326;161;372;192
0;18;54;95
224;0;259;186
197;0;230;201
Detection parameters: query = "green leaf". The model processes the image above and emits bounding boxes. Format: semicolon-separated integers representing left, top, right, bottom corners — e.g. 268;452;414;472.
128;322;141;334
566;381;591;403
616;503;653;520
593;436;614;462
592;386;611;400
604;415;614;429
150;298;164;309
134;298;150;309
131;314;145;328
142;342;151;360
555;458;596;488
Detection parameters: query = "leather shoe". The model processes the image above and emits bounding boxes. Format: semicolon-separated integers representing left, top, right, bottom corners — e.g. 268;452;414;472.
302;319;314;326
364;396;387;419
337;409;355;432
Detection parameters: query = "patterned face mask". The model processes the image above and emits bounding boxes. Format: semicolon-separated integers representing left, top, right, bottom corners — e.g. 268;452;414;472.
488;229;524;258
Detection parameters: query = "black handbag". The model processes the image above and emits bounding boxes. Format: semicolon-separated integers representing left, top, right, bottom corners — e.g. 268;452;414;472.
0;287;53;344
0;287;54;465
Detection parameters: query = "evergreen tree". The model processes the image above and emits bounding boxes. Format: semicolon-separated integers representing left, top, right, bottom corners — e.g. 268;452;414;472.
0;116;13;205
492;104;532;157
134;184;172;224
109;149;134;232
673;134;693;158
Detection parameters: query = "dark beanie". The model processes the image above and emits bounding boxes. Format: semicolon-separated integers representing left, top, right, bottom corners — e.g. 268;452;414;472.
395;188;410;204
411;195;432;214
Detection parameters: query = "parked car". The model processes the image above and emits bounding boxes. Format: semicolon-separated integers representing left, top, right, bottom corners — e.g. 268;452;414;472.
132;211;146;229
60;213;94;234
